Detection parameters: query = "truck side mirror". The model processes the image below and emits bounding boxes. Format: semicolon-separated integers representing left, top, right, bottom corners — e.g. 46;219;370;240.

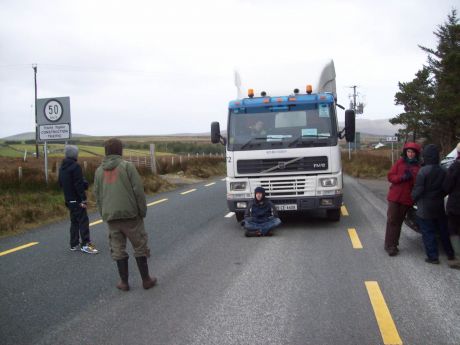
211;122;222;144
345;109;355;143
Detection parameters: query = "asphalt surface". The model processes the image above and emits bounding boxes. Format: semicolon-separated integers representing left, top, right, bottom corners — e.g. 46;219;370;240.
0;176;459;345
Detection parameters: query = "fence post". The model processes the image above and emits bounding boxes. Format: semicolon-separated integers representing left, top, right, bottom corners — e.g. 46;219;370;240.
83;161;88;171
56;161;59;173
179;155;182;166
149;144;157;174
18;166;22;182
171;156;174;167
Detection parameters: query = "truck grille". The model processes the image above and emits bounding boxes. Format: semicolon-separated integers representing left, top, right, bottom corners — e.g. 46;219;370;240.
256;176;316;197
237;156;328;174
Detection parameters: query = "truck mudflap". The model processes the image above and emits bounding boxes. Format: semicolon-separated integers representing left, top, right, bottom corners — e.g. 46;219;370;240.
227;194;343;213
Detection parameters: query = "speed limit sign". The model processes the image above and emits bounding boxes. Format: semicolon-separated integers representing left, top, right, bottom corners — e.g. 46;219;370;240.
36;97;71;141
44;99;63;122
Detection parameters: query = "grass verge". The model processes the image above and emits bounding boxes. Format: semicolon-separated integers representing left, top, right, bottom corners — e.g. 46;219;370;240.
0;158;225;238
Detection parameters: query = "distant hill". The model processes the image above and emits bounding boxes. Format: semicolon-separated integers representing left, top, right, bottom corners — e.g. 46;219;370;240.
1;132;90;141
339;118;402;136
2;119;402;141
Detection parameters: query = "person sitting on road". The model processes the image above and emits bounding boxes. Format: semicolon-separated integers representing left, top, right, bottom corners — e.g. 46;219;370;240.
384;142;421;256
412;144;455;265
442;142;460;269
242;186;281;237
58;145;98;254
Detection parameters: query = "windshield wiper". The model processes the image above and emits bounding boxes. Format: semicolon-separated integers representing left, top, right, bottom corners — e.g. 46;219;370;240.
239;137;266;150
288;135;330;147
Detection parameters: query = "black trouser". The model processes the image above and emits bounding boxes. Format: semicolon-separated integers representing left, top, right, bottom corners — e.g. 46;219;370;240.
447;214;460;236
68;205;90;247
385;201;410;249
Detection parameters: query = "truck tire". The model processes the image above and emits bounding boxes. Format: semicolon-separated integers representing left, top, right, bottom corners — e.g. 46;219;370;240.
235;212;244;222
326;208;341;222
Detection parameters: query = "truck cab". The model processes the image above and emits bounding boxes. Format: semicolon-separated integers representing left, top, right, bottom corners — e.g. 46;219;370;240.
211;62;355;222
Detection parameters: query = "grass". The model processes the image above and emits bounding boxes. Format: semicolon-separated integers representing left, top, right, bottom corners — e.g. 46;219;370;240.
0;156;225;238
342;149;392;178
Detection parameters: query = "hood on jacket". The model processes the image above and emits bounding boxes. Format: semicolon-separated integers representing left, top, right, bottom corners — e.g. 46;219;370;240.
64;145;78;160
254;186;266;201
102;155;122;171
402;142;421;156
422;144;440;165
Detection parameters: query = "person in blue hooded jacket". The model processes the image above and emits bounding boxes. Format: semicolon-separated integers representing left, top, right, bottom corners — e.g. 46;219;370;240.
242;186;281;237
411;144;455;264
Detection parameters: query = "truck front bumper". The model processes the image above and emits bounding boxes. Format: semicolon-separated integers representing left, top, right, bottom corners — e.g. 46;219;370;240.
227;194;343;213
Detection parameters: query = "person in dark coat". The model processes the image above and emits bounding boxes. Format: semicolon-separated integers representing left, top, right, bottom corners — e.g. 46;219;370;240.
384;142;421;256
442;142;460;268
412;144;455;264
59;145;98;253
242;187;281;237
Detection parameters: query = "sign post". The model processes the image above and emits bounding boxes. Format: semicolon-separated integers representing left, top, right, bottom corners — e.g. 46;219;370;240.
386;136;398;165
36;97;71;184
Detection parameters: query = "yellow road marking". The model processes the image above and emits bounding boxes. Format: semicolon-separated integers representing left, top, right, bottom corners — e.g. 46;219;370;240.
341;205;349;216
205;182;216;187
348;228;363;249
225;212;235;218
181;188;197;195
0;242;39;257
89;219;103;227
365;281;403;345
147;198;168;207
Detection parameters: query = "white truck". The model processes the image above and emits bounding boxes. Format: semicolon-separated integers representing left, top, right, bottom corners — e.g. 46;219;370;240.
211;61;355;222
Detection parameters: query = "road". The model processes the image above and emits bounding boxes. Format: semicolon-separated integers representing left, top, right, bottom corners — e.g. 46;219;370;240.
0;176;459;345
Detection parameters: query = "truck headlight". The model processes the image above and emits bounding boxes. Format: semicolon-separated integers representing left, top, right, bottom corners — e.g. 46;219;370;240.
230;182;247;191
320;177;337;187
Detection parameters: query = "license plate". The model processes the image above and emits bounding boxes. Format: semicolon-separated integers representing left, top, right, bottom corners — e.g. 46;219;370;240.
275;204;297;211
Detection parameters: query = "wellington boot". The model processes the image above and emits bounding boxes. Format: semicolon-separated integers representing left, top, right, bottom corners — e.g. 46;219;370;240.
447;258;460;270
116;258;130;291
135;256;157;289
450;235;460;257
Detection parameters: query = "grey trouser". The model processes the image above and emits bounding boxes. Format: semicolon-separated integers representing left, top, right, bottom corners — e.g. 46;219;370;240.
107;217;150;260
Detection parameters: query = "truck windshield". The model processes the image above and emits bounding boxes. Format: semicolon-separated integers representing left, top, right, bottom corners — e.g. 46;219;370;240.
227;104;337;151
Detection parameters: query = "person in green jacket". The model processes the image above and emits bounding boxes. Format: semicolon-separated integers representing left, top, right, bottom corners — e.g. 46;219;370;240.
94;138;156;291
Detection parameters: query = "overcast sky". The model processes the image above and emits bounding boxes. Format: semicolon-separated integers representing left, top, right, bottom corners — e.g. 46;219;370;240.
0;0;457;138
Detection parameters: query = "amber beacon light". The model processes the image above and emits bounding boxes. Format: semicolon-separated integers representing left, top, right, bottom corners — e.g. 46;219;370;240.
248;89;254;98
306;85;313;94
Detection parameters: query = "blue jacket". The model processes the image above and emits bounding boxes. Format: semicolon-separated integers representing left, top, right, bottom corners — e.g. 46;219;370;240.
58;158;88;206
244;187;278;223
412;144;446;219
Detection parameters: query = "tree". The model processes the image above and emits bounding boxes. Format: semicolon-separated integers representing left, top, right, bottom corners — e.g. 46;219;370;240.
419;9;460;153
391;67;434;142
391;9;460;153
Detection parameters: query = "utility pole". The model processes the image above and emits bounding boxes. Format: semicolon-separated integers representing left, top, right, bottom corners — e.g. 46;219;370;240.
33;64;39;158
349;85;358;152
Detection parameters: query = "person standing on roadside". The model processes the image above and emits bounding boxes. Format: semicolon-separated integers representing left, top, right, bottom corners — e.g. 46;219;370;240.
59;145;98;254
412;144;455;265
442;142;460;269
94;138;156;291
384;142;421;256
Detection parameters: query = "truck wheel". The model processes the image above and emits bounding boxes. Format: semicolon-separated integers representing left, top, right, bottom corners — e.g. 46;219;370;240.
235;212;244;222
326;209;341;222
